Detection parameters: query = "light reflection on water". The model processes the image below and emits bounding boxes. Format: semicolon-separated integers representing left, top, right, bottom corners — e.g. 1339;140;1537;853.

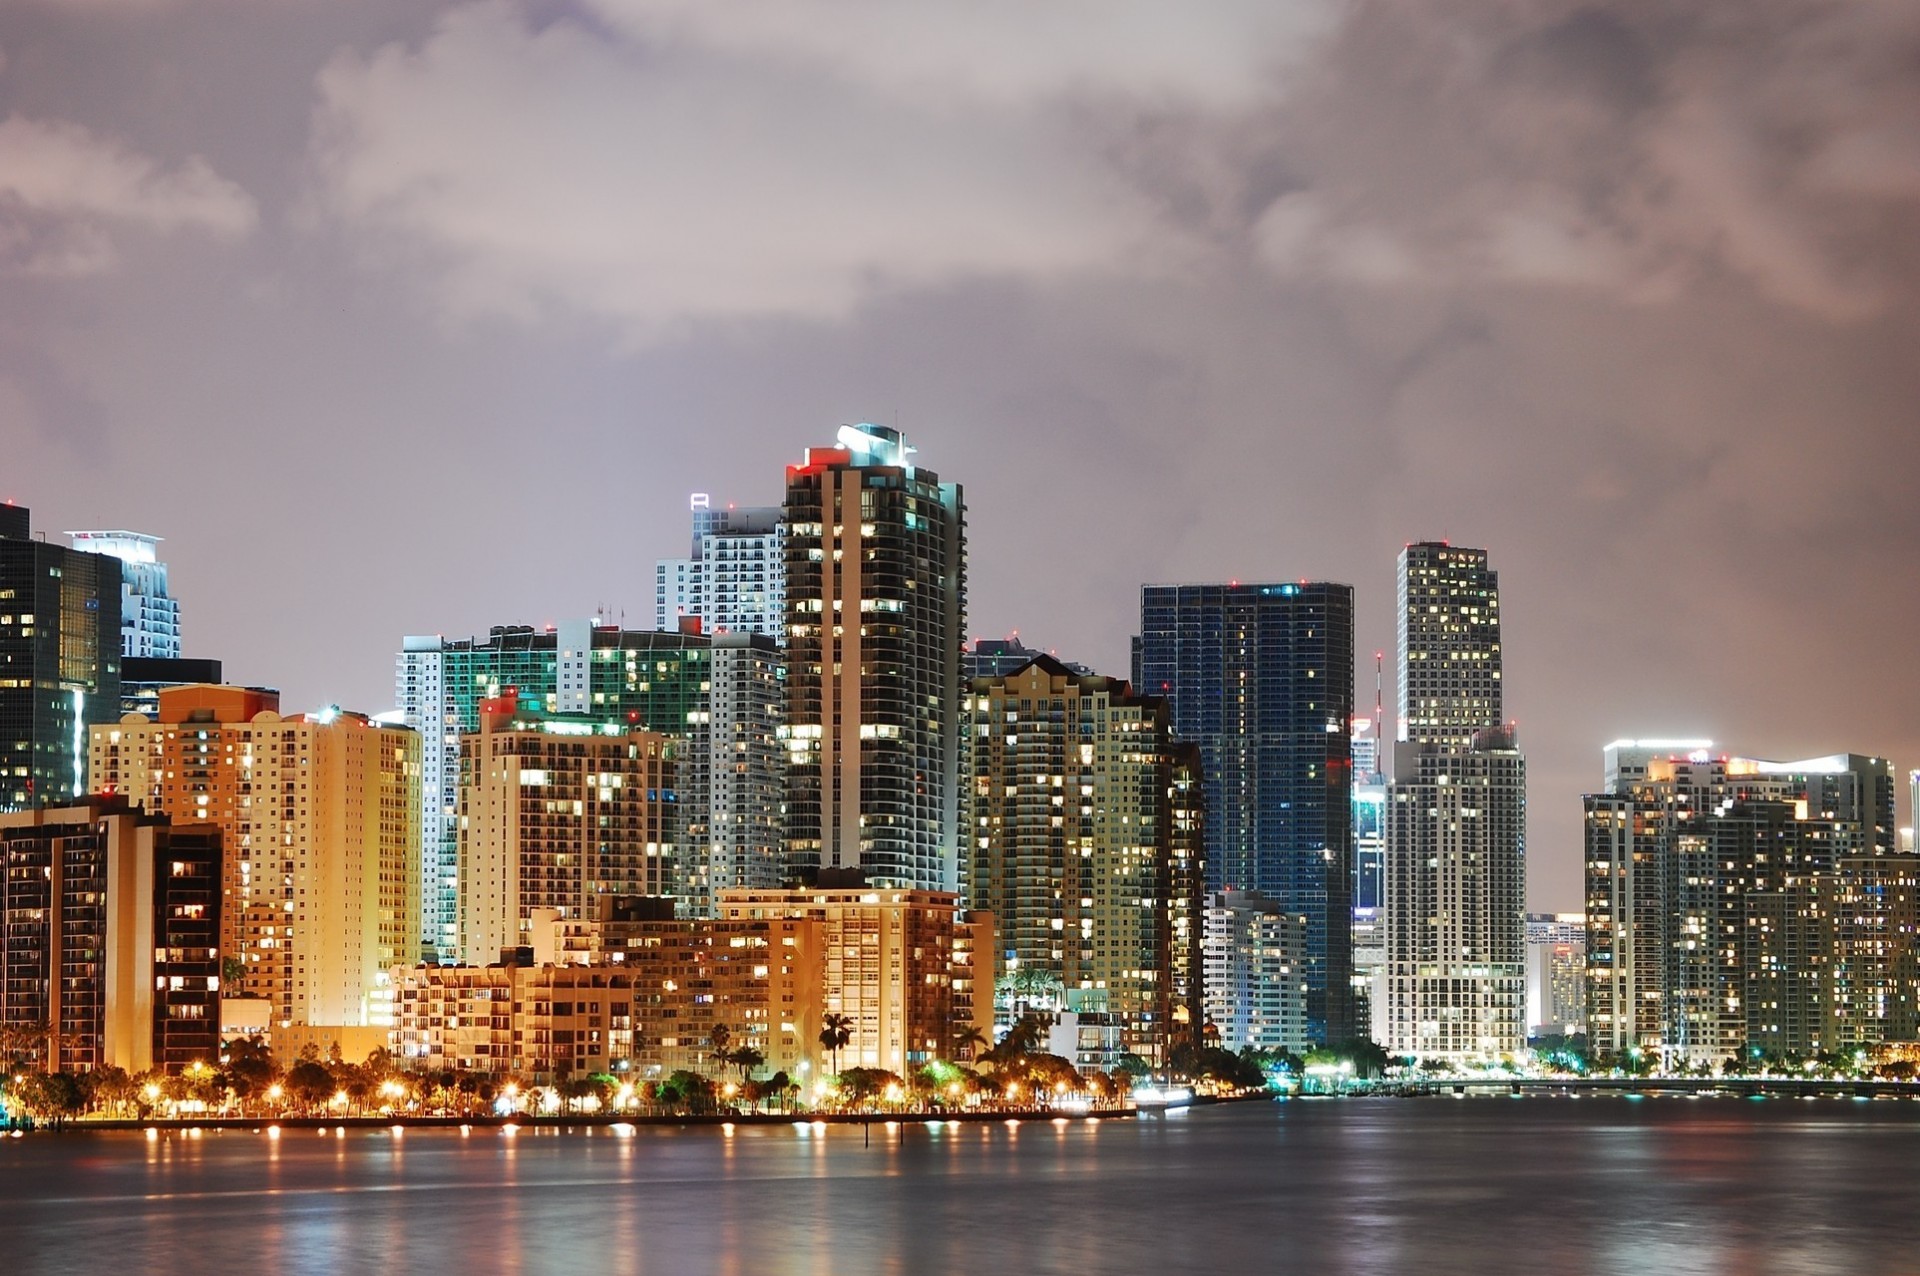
5;1101;1920;1275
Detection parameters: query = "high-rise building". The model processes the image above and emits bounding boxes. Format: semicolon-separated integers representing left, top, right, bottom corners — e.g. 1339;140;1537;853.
1396;542;1500;748
117;656;232;720
1385;728;1528;1062
1525;913;1586;1037
783;425;965;891
398;622;777;952
964;637;1096;680
721;883;982;1074
67;530;180;660
0;798;220;1073
966;656;1205;1062
0;504;122;812
1385;542;1525;1065
90;686;421;1029
1133;581;1354;1043
1201;889;1309;1052
656;495;787;641
1583;744;1909;1066
457;693;679;964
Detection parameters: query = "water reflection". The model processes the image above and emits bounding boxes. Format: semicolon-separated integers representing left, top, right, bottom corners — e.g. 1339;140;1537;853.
5;1102;1920;1275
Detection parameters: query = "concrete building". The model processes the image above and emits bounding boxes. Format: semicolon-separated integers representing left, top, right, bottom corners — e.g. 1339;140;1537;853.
1584;744;1907;1066
1395;542;1501;749
0;799;220;1073
0;504;121;812
90;685;420;1029
457;693;678;964
720;882;987;1074
116;657;235;721
1525;913;1586;1037
1133;581;1354;1044
1201;889;1309;1052
655;495;786;641
400;622;783;950
1384;542;1525;1065
966;656;1205;1063
783;425;965;892
965;637;1095;680
67;530;180;661
1385;729;1528;1063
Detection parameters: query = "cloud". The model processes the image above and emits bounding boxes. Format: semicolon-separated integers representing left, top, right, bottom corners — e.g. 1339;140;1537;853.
0;115;257;275
1243;1;1920;321
306;0;1329;333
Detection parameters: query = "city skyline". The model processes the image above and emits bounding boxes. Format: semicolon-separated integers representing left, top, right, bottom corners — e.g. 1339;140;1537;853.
6;1;1919;919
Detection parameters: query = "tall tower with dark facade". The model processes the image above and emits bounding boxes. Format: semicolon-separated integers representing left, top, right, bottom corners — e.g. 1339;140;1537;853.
783;425;965;892
1133;582;1354;1044
0;505;121;811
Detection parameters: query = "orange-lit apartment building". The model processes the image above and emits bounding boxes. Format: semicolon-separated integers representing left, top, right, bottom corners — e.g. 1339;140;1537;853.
90;685;420;1029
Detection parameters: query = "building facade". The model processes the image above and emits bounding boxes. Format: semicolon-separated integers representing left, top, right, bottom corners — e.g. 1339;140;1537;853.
0;505;122;812
457;694;679;964
782;425;966;891
398;622;777;951
1201;889;1309;1052
90;686;420;1029
966;656;1205;1062
1525;913;1586;1037
0;799;220;1073
67;530;180;661
1583;746;1911;1066
1133;581;1354;1043
655;495;786;641
1383;542;1526;1066
720;884;983;1074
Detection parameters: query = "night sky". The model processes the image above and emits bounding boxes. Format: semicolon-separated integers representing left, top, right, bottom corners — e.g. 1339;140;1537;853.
5;1;1917;910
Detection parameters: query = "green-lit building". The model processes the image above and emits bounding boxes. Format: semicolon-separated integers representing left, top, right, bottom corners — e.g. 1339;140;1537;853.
399;621;782;958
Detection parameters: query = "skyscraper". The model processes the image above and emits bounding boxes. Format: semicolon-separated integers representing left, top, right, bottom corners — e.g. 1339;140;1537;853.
67;530;180;660
1396;542;1501;748
783;424;965;891
0;505;121;811
91;685;421;1029
1133;581;1354;1043
1384;542;1526;1064
967;656;1205;1062
398;621;778;951
656;495;787;640
457;694;679;963
0;798;221;1074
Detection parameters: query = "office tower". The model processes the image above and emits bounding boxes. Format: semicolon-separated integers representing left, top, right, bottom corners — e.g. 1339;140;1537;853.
118;656;229;720
90;686;421;1029
966;656;1205;1063
0;798;220;1073
1201;889;1309;1051
656;494;787;641
1396;542;1500;748
398;621;773;952
1525;913;1587;1037
1385;542;1525;1064
783;424;966;891
1133;581;1354;1043
457;693;679;963
964;636;1095;680
0;505;122;811
1584;745;1909;1065
67;530;180;660
722;884;983;1073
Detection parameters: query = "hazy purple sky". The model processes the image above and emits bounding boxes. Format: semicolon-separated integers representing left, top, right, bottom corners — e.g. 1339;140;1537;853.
5;1;1918;909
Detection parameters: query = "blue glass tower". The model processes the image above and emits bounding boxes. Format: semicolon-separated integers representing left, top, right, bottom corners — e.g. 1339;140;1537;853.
1134;582;1354;1043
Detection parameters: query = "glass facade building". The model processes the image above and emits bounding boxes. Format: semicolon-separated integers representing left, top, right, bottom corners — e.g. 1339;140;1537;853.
1133;581;1354;1044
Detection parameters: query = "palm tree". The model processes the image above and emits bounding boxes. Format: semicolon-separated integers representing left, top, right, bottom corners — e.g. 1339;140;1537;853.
951;1024;990;1063
731;1045;765;1082
707;1024;733;1076
819;1013;853;1075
